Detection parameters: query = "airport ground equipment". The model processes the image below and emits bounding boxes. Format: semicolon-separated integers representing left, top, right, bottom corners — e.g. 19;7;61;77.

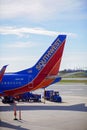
44;90;62;102
2;92;41;103
14;92;41;102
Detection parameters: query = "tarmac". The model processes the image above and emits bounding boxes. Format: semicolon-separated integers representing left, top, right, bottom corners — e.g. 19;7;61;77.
0;83;87;130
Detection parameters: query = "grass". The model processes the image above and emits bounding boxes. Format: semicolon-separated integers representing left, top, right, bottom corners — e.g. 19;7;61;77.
59;71;87;78
60;79;87;84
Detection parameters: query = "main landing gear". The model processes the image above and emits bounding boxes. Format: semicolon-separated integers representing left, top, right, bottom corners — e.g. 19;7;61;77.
2;96;14;103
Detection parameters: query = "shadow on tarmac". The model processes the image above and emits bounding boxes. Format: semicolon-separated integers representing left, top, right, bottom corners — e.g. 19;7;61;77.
0;103;87;112
0;120;29;130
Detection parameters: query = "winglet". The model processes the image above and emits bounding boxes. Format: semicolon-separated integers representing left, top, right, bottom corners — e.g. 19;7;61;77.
0;65;8;82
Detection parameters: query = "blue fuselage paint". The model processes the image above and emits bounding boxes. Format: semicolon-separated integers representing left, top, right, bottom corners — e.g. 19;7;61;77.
0;73;30;92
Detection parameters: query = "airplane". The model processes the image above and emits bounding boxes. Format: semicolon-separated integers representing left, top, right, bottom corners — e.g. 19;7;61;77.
0;35;67;102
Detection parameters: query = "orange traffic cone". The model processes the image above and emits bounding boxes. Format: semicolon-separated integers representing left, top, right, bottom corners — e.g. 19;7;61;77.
14;102;18;120
19;109;21;120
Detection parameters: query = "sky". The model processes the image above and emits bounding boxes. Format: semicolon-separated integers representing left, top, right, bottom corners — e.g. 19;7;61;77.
0;0;87;72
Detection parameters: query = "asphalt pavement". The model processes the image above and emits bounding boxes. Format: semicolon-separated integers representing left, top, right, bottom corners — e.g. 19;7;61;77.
0;83;87;130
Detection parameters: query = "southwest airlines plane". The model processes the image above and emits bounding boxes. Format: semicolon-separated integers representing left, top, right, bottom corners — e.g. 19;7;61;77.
0;35;67;99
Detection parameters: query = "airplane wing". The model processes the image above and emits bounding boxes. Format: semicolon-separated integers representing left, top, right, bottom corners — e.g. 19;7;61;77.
46;75;61;79
58;71;84;78
46;71;83;81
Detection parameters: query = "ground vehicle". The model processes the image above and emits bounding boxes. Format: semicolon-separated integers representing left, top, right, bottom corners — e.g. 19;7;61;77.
44;90;62;102
18;92;41;102
2;92;41;103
